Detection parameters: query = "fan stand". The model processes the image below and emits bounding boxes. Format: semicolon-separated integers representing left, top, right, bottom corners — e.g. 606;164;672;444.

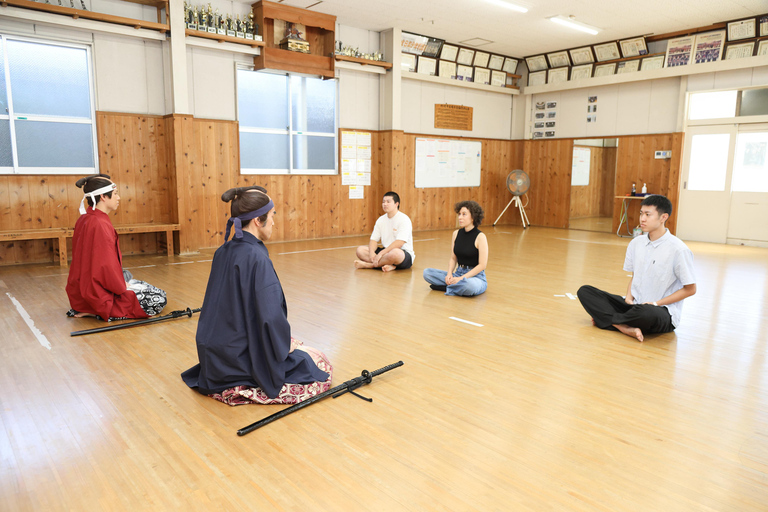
493;195;530;228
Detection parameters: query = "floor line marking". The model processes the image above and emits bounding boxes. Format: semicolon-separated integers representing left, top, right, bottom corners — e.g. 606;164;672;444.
554;294;566;297
278;238;437;256
125;265;157;269
166;261;196;265
566;293;577;300
34;273;69;278
554;237;619;245
6;293;51;350
449;316;484;327
196;259;213;263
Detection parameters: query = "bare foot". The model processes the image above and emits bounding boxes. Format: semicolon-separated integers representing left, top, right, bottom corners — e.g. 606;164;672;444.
613;323;644;342
591;318;596;326
354;259;374;269
381;264;396;272
74;312;96;318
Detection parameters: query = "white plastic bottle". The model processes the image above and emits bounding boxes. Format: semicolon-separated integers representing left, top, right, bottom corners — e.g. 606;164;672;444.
642;183;647;194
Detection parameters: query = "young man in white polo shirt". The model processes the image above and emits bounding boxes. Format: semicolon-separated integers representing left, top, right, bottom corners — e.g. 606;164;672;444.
354;191;415;272
577;195;696;342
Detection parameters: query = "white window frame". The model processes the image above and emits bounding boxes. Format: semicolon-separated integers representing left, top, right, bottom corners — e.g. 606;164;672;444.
236;65;338;175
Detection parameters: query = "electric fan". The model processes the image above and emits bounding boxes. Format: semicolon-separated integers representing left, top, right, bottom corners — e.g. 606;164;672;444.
493;169;531;228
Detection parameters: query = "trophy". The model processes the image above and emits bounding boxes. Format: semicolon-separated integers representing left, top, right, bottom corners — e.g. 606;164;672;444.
235;15;245;38
226;15;235;37
279;22;309;53
215;8;225;35
206;4;216;33
192;6;199;30
80;0;87;9
245;9;257;40
199;8;208;31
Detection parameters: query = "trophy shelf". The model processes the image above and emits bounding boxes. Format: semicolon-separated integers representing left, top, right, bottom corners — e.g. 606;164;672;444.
252;0;336;78
334;55;392;70
0;0;169;32
184;29;264;48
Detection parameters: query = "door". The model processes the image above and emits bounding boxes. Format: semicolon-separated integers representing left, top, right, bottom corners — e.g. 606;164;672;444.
727;126;768;245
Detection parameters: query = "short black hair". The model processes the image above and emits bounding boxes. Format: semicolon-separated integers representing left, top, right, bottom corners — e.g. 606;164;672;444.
384;191;400;209
454;200;485;227
641;194;672;217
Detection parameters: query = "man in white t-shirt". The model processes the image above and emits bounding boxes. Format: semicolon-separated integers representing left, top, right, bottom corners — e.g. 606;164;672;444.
354;191;415;272
577;194;697;342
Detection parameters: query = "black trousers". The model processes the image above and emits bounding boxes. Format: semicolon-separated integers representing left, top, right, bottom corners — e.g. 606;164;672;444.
577;285;674;333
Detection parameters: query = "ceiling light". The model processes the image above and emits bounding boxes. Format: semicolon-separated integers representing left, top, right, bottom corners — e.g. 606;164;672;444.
484;0;528;13
549;15;599;35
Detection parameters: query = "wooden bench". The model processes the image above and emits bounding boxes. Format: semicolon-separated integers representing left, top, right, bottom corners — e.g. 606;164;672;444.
0;223;180;267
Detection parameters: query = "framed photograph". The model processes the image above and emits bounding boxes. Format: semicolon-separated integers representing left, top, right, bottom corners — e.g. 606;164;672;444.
619;36;648;58
728;18;756;41
474;67;491;85
490;69;506;87
569;46;595;65
417;56;437;76
533;131;544;139
401;53;417;73
534;122;545;129
570;63;593;80
439;44;459;62
594;42;621;62
547;67;568;84
761;15;768;37
640;54;665;71
534;112;545;119
665;35;695;67
526;55;548;72
593;63;616;77
401;32;428;55
694;31;726;64
488;55;504;70
546;111;556;119
473;51;490;68
456;64;473;81
438;60;457;79
535;101;545;110
502;57;519;74
724;41;756;60
546;101;556;109
528;70;547;86
616;60;640;74
545;131;555;138
457;48;475;66
422;38;445;59
547;50;570;68
758;39;768;56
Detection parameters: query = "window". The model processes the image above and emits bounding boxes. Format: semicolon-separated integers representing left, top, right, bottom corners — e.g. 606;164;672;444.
0;35;97;174
237;68;337;174
688;91;737;120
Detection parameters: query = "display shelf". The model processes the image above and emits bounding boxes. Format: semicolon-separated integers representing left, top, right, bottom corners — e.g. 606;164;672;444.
0;0;169;32
184;29;264;48
402;70;519;96
334;54;392;69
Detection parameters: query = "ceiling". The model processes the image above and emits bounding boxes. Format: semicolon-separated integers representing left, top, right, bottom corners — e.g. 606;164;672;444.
263;0;767;58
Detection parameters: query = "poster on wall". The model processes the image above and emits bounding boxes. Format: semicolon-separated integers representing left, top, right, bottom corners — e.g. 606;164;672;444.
572;147;591;186
414;138;482;188
340;130;372;188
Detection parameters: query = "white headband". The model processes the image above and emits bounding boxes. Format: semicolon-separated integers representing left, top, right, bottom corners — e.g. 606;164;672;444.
79;182;117;215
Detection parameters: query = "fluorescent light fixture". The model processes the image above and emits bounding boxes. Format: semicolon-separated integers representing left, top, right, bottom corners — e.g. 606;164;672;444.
484;0;528;13
549;15;599;35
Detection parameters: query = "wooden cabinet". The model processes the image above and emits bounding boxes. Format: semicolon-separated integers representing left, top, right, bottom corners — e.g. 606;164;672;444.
251;0;336;78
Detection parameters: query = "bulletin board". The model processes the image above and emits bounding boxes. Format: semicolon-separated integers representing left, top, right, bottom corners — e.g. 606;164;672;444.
414;138;482;188
571;147;591;186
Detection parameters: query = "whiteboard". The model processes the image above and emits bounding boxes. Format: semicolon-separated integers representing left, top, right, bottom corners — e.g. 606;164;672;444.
414;138;482;188
571;147;591;186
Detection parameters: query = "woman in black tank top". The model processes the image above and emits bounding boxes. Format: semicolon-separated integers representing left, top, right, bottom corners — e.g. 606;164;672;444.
423;201;489;296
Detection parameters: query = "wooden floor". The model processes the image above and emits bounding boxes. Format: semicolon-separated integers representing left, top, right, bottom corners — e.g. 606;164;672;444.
569;216;613;233
1;225;767;511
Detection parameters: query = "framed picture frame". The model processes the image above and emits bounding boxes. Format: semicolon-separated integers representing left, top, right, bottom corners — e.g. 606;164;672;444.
417;56;437;76
593;63;616;77
401;53;417;73
456;48;475;66
758;39;768;56
474;67;491;85
569;46;595;65
456;64;473;81
473;51;490;68
526;55;548;72
488;55;504;70
546;50;570;68
438;60;457;79
724;41;756;59
727;18;756;41
693;31;726;64
619;36;648;58
401;32;428;55
761;15;768;37
570;63;593;80
594;41;621;62
490;70;506;87
665;35;695;67
502;57;519;74
640;54;665;71
616;60;640;74
528;70;547;86
547;67;569;84
422;38;445;58
439;44;459;62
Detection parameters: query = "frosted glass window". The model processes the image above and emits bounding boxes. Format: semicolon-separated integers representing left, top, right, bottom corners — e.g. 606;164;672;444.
0;120;12;166
732;132;768;193
688;91;737;120
290;76;335;133
739;89;768;117
15;121;94;167
292;135;335;170
688;133;730;191
237;71;288;130
7;40;91;119
240;132;289;170
0;46;7;114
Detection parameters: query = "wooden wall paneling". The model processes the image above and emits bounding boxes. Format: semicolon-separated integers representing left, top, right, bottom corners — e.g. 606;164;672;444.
665;133;683;233
200;121;219;248
600;147;617;216
523;139;573;228
569;146;604;219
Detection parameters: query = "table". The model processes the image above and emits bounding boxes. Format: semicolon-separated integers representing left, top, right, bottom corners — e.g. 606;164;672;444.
615;195;645;237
